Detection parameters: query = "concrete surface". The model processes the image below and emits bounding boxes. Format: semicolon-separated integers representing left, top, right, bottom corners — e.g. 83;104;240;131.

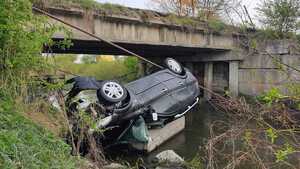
238;41;300;96
229;61;239;97
39;6;239;57
204;62;213;100
132;116;185;153
39;6;300;97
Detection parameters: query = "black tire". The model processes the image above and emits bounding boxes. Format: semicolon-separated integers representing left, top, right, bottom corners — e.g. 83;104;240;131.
164;58;185;75
97;80;127;105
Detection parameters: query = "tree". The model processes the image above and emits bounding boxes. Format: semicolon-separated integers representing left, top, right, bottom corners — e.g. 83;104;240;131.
151;0;240;19
151;0;197;16
0;0;57;97
257;0;300;38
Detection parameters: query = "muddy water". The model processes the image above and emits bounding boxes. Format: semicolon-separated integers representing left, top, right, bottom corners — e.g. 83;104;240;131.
105;100;225;165
144;100;224;161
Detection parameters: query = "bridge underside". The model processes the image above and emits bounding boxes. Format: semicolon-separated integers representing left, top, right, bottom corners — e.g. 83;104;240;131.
48;38;230;58
46;38;242;98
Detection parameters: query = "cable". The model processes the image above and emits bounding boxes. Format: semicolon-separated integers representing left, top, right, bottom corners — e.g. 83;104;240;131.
32;6;164;69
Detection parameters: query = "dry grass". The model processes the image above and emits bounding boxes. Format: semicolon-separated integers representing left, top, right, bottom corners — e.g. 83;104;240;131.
204;93;300;169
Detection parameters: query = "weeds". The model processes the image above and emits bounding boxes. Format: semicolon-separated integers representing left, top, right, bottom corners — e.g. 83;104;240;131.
0;1;91;168
166;14;198;26
187;154;204;169
0;91;80;169
204;88;300;169
208;19;226;33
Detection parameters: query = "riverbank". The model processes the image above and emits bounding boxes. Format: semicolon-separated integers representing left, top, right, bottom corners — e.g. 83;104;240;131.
0;92;81;169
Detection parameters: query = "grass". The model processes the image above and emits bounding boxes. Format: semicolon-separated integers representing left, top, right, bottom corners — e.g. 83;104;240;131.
166;14;199;27
51;54;138;83
22;99;68;137
0;91;80;169
34;0;129;12
208;19;226;33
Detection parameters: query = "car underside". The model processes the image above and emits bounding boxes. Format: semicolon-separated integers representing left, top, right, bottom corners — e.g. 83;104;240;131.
65;58;200;152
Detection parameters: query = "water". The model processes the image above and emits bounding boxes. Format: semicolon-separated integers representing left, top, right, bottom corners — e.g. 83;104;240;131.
68;89;221;161
105;101;223;164
140;101;223;161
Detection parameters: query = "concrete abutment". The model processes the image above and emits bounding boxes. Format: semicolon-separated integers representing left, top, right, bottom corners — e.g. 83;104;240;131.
41;7;300;98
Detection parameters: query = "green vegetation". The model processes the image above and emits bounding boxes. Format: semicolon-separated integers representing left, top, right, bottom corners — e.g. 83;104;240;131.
166;14;198;26
257;88;286;105
0;0;56;97
0;91;79;169
207;19;226;33
52;55;139;82
275;143;295;162
34;0;130;14
34;0;233;33
33;0;97;9
0;0;84;168
186;154;203;169
257;0;300;39
259;0;300;38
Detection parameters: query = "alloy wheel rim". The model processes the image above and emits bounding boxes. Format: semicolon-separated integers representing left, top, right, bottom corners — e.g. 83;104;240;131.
102;82;124;100
167;59;182;73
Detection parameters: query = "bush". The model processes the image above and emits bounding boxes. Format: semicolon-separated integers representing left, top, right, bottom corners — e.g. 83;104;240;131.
208;19;226;33
0;91;79;169
257;0;300;39
0;0;57;97
166;14;198;26
257;88;286;105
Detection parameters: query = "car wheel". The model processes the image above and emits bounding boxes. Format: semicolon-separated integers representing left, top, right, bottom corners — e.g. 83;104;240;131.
165;58;185;75
97;80;127;105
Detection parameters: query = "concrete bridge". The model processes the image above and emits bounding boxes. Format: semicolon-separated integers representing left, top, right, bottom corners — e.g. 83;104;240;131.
46;7;240;58
40;6;300;98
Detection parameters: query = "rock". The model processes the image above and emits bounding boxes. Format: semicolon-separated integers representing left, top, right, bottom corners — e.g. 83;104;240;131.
82;160;100;169
155;167;184;169
155;150;184;164
103;163;127;169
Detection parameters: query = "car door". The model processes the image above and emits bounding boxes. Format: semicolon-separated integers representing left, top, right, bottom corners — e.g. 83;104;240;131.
125;70;172;104
162;76;187;113
166;72;199;110
146;71;181;117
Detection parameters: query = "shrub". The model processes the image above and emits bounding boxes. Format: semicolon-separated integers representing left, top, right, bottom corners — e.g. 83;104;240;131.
0;90;79;169
0;0;57;98
208;19;226;32
257;88;286;105
257;0;300;39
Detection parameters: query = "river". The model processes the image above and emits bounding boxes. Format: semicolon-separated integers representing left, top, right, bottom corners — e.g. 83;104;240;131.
106;101;225;165
145;101;224;161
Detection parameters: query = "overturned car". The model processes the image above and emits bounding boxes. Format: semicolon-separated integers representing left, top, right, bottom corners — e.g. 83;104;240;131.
65;58;199;151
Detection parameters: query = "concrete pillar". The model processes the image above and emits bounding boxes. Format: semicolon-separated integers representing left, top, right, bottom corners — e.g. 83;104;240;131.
185;62;194;72
204;62;213;100
138;61;147;77
229;61;239;97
